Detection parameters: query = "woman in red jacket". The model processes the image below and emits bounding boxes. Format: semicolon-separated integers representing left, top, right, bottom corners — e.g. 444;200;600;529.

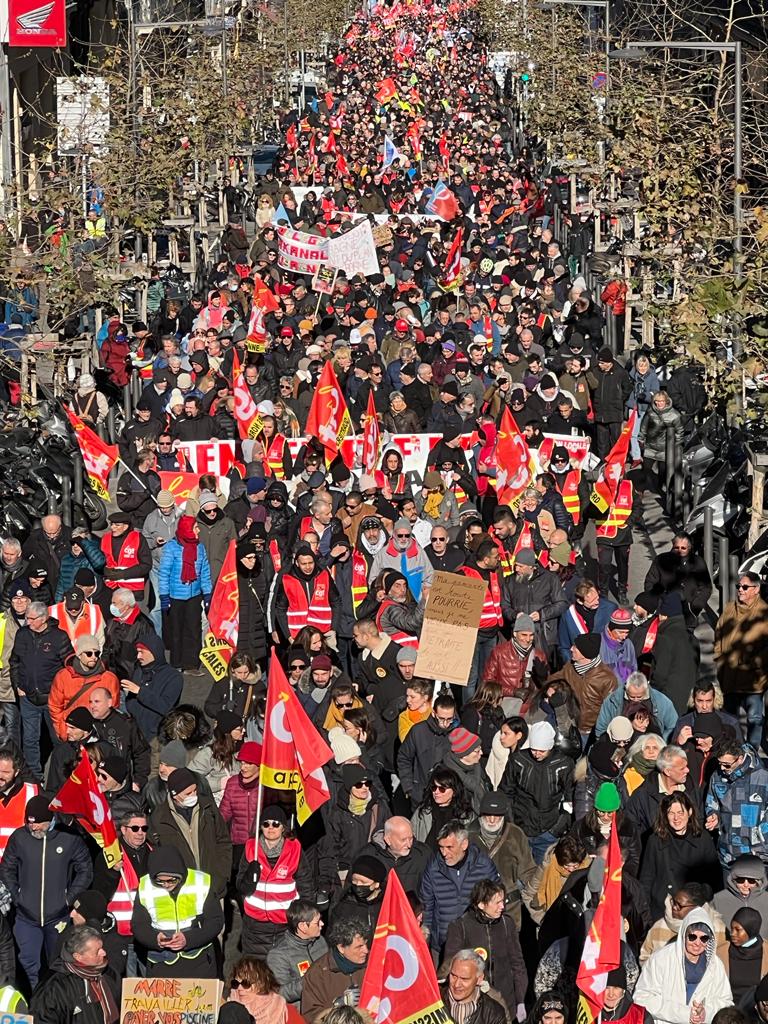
99;321;131;388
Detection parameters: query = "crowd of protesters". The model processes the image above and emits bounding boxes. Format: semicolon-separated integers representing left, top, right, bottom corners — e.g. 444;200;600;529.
0;3;764;1024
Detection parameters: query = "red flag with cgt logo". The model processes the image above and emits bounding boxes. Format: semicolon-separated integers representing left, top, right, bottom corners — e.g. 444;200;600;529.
49;749;121;867
361;870;450;1024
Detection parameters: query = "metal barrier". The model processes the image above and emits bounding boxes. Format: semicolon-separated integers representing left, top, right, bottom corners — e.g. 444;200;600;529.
719;536;730;613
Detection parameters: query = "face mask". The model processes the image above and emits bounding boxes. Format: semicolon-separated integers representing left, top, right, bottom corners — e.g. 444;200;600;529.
178;795;198;809
109;604;121;618
351;884;373;901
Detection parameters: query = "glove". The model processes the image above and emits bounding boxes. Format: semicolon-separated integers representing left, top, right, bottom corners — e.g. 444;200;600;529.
343;987;360;1007
160;595;171;612
315;889;330;909
203;595;211;615
517;1005;527;1022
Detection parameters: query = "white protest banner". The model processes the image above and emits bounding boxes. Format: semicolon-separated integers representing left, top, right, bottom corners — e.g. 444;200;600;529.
176;439;238;476
535;433;594;473
277;226;329;275
328;220;381;277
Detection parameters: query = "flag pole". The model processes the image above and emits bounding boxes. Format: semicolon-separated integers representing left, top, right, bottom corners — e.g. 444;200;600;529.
252;777;265;844
116;457;161;504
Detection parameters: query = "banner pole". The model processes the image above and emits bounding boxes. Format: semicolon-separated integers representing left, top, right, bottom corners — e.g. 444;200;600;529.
116;457;161;504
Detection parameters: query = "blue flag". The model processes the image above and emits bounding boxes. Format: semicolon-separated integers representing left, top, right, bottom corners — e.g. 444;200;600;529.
383;135;401;169
272;202;292;226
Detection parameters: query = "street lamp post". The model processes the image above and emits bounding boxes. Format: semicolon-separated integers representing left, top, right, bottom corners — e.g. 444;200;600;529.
542;0;611;101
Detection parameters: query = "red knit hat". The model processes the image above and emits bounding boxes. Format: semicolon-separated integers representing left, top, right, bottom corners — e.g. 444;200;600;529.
449;727;481;756
609;607;633;628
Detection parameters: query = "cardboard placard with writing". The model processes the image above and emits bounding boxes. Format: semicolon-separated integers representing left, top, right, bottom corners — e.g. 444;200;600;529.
0;1015;33;1024
414;571;486;685
312;264;338;295
121;977;222;1024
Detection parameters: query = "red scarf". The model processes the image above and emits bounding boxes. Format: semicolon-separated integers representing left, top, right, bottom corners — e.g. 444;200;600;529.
176;515;199;583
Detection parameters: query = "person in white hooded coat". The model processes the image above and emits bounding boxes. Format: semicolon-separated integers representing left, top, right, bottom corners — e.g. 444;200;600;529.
633;908;733;1024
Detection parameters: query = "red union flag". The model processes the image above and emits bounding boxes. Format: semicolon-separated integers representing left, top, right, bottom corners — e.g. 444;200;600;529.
232;350;264;441
576;816;622;1024
49;750;121;867
495;407;534;509
590;409;636;513
361;870;450;1024
305;360;352;462
361;388;380;474
245;302;267;354
440;226;463;290
9;0;66;46
208;539;239;648
261;656;332;824
64;407;118;500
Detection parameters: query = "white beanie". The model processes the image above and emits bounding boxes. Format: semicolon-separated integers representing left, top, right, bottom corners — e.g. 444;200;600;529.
607;716;633;743
327;726;361;765
528;721;556;752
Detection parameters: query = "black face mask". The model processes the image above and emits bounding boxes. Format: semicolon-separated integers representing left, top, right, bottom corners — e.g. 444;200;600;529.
351;883;373;901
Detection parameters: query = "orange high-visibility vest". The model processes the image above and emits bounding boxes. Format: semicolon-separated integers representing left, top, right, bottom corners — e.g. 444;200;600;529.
49;602;104;644
282;571;333;637
555;469;582;525
0;782;38;863
100;530;144;591
460;566;503;628
596;480;633;540
351;551;369;615
265;435;288;480
107;854;140;936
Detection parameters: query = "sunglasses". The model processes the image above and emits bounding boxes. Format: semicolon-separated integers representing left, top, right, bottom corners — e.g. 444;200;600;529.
395;532;411;539
230;980;252;990
336;700;354;709
289;663;305;670
733;877;760;885
352;780;371;788
80;650;100;657
262;820;282;829
125;825;149;833
686;932;710;943
432;783;452;793
737;584;757;590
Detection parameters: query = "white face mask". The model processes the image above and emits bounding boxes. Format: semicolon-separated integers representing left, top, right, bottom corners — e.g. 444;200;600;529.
178;795;198;809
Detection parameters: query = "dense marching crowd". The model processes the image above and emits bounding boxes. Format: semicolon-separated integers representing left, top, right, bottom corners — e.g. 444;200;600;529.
0;4;766;1024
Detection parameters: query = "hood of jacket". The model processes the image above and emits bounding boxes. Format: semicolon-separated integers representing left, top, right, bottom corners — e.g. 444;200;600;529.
297;665;342;696
725;856;768;897
140;631;168;666
675;906;717;969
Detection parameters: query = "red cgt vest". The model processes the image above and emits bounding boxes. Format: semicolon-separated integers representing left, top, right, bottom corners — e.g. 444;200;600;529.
100;530;144;591
242;837;301;923
351;551;369;615
283;570;333;637
596;480;633;540
265;435;288;480
107;854;140;936
555;469;582;525
460;566;503;629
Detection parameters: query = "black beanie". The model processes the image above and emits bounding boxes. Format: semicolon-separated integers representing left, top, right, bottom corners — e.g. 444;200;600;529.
573;632;602;660
167;767;197;797
73;890;108;922
26;795;54;823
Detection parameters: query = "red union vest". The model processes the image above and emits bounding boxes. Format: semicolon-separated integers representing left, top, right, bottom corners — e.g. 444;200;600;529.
376;599;419;647
100;530;144;591
49;601;104;645
0;782;38;863
282;570;333;637
351;551;369;615
375;470;406;499
268;539;282;574
242;837;301;923
265;435;288;480
108;854;140;936
555;470;582;525
460;567;503;629
596;480;633;540
483;315;494;352
488;527;513;578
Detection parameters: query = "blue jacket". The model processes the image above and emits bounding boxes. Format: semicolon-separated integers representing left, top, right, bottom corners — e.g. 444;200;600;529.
595;685;677;740
420;842;500;952
706;745;768;865
558;597;617;662
157;538;212;601
54;537;106;600
125;632;183;740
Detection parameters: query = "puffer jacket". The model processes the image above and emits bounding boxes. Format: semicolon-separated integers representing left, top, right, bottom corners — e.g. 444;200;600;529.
53;537;106;600
396;716;454;804
482;639;549;698
501;569;567;651
157;536;212;601
219;772;261;845
705;745;768;864
639;401;684;461
420;842;500;951
266;930;329;1007
633;908;733;1024
546;660;618;732
500;749;575;838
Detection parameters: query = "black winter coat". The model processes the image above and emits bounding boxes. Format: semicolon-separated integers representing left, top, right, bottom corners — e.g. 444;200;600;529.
9;620;72;698
22;526;73;590
103;609;156;681
237;566;269;663
148;793;233;898
396;717;453;805
31;958;121;1024
639;829;720;920
357;831;432;894
442;907;527;1012
591;364;632;423
501;749;575;837
648;614;698;713
501;569;567;650
625;769;703;838
0;826;92;923
318;789;391;890
644;552;713;618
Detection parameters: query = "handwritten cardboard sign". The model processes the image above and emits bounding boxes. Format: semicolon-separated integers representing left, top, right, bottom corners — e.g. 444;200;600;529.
121;977;222;1024
414;571;486;685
